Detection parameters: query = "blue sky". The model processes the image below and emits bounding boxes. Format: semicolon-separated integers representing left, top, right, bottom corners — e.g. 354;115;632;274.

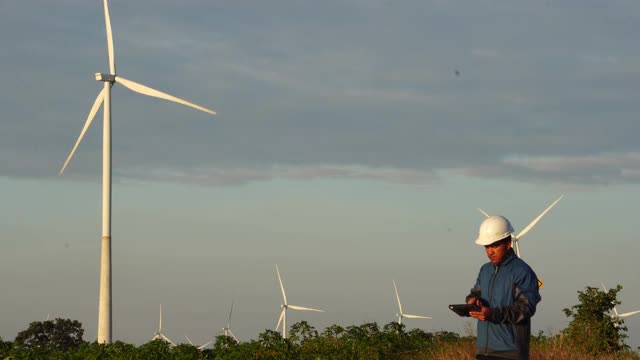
1;0;640;348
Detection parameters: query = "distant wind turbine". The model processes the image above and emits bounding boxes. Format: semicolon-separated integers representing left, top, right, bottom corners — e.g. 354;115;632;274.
477;195;563;257
219;301;238;341
275;265;324;339
58;0;216;344
602;283;640;318
393;280;431;325
152;304;176;346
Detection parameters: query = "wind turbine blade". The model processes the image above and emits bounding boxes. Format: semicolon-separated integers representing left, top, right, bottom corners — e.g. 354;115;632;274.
184;334;194;345
159;304;163;332
103;0;116;74
200;340;214;349
515;195;563;240
618;310;640;317
59;89;105;175
614;307;620;316
276;265;288;305
228;329;238;341
393;280;403;315
514;239;521;257
275;309;285;331
403;314;432;319
288;305;324;312
477;208;491;218
115;76;215;115
161;334;175;346
228;300;234;323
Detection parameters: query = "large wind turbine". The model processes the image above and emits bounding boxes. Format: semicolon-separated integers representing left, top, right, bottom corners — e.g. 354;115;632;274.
58;1;215;343
393;280;431;325
152;304;176;346
275;265;324;339
602;283;640;319
477;195;563;257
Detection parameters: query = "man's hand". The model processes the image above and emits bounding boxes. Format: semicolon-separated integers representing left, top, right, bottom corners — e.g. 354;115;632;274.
469;299;490;321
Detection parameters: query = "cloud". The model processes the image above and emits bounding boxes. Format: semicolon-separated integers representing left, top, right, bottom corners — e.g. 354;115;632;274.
450;152;640;185
118;164;440;187
4;1;640;188
118;151;640;187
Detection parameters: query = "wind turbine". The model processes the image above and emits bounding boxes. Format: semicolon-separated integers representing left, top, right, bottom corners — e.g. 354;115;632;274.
184;335;214;350
393;280;431;325
602;283;640;318
275;265;324;339
219;300;238;341
152;304;176;346
58;0;216;344
477;195;563;257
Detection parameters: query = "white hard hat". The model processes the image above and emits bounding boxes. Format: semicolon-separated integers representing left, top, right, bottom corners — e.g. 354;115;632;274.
475;215;514;245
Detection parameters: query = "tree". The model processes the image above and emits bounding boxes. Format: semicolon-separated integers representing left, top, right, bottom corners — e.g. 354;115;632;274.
171;343;201;360
137;339;173;360
0;336;13;358
563;284;628;355
288;321;318;344
92;341;138;360
13;318;84;351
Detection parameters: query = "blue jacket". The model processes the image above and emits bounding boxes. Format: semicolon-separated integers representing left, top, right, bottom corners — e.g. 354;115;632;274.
467;249;541;360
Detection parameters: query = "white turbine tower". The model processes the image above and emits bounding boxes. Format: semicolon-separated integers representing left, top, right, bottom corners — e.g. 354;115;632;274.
602;283;640;319
477;195;563;257
58;0;216;344
393;280;431;325
219;301;238;341
275;265;324;339
152;304;176;346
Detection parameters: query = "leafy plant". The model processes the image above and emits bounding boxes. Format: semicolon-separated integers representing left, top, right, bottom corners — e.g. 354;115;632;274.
563;284;628;355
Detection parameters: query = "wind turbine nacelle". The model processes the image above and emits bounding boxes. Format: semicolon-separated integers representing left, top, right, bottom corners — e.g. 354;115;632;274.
95;73;116;82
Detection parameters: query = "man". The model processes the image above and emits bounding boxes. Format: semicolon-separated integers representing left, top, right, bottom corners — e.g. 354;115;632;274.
466;215;541;360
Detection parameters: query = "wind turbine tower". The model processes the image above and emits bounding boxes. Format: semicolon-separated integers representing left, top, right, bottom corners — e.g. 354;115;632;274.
58;0;216;343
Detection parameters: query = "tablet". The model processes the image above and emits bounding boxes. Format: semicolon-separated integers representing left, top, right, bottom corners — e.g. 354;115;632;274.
449;304;481;317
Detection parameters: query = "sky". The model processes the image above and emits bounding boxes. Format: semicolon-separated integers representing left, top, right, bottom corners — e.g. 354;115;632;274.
1;0;640;349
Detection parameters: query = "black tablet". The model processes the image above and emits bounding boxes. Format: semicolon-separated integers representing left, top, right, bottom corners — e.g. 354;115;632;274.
449;304;481;317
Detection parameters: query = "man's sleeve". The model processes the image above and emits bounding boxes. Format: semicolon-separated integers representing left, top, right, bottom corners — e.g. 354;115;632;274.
489;266;541;324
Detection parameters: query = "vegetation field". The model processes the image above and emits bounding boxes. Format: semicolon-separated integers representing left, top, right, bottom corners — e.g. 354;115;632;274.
1;285;638;359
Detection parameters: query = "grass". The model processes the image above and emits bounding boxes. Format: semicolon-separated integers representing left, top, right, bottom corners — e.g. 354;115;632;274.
407;336;640;360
